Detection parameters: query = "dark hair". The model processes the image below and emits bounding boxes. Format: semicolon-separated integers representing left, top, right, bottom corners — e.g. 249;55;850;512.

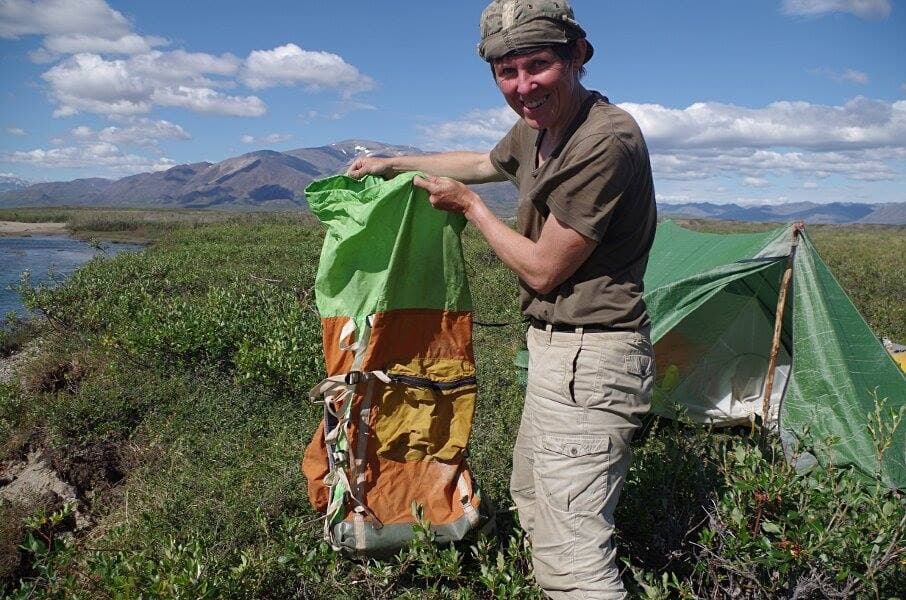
489;41;587;80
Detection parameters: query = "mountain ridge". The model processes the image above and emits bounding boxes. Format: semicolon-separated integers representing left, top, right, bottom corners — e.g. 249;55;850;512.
1;141;903;224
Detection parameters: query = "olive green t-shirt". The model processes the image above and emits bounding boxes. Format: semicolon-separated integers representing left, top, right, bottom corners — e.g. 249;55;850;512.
490;92;657;330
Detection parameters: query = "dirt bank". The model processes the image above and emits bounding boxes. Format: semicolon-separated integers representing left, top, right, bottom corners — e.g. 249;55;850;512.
0;221;68;236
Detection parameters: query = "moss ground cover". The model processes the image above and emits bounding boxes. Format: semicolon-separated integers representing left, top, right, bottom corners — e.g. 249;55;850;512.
0;214;903;598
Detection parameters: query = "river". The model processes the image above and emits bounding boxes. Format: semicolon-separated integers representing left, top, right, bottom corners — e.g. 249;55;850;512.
0;234;143;322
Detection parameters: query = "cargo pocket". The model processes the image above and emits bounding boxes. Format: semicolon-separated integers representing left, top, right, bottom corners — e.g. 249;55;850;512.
625;353;655;379
535;434;610;513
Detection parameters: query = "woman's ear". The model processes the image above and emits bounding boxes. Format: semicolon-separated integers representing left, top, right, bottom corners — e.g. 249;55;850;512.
573;38;588;68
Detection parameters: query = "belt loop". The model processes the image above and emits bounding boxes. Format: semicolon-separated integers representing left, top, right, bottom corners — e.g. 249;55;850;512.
544;322;553;344
576;326;584;344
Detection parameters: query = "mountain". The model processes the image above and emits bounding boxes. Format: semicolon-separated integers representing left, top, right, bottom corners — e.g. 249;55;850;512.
658;202;906;225
0;140;518;214
3;177;114;206
1;142;902;224
0;174;31;193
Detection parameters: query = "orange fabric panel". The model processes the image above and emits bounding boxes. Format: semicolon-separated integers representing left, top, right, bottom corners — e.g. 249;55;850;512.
361;310;474;370
344;458;479;526
302;420;329;512
305;309;478;516
321;316;355;376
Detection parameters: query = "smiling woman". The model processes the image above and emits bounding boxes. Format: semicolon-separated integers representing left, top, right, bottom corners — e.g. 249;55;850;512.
344;1;658;597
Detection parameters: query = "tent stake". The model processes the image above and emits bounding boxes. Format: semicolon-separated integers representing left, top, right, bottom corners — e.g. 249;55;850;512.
761;223;804;429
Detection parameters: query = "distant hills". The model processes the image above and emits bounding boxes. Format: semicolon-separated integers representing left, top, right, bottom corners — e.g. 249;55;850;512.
1;140;903;224
657;201;906;225
0;140;519;216
0;174;30;194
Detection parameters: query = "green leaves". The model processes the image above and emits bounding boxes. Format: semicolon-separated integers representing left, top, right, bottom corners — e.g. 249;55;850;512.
694;438;906;596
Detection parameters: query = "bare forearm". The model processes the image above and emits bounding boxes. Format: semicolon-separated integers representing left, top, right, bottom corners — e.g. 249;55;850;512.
387;152;502;184
414;175;597;295
464;195;559;293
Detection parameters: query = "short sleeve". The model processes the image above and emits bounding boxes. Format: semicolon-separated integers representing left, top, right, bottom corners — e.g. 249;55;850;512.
489;123;522;183
542;134;633;242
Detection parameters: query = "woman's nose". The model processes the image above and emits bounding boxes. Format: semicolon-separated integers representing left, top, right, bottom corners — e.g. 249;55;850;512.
515;71;534;95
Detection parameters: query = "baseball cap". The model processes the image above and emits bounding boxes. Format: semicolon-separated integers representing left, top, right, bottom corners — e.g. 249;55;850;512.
478;0;594;63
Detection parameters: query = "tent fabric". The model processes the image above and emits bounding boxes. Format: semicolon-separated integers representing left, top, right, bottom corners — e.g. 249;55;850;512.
301;173;484;552
646;221;906;490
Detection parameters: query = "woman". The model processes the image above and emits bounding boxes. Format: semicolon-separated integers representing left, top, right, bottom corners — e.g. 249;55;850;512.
347;1;656;597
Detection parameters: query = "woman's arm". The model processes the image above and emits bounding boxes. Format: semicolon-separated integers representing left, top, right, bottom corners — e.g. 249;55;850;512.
346;151;505;184
415;175;596;294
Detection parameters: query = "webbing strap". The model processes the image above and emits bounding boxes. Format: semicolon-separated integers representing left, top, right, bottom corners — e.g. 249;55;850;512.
353;511;366;550
308;369;391;404
457;470;479;528
317;315;390;548
338;318;360;352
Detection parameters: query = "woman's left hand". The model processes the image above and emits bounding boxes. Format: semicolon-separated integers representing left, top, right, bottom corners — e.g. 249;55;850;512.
413;175;478;215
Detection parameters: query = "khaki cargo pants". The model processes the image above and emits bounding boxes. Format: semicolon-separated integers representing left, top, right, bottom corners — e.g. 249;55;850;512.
511;324;654;600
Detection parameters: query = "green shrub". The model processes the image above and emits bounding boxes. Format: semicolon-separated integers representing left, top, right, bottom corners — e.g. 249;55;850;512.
4;216;904;598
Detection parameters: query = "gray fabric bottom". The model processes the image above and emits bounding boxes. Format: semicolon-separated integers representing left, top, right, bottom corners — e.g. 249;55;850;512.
331;496;495;555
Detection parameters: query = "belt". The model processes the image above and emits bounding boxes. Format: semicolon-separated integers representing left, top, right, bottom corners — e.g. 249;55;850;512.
529;318;625;333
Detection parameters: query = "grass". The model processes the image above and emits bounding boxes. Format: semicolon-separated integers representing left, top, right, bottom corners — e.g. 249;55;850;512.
0;207;315;243
0;211;903;598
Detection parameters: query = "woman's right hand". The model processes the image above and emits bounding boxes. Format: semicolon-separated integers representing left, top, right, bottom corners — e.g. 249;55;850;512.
346;156;397;179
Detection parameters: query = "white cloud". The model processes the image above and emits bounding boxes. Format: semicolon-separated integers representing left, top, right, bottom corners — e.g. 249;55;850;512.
4;2;377;123
803;181;819;189
812;67;869;85
620;97;906;151
42;53;151;116
419;106;518;150
3;142;176;173
151;86;265;117
69;118;190;146
743;176;770;188
782;0;891;19
651;147;897;182
240;132;293;145
6;127;27;136
70;125;92;138
128;50;240;84
0;0;131;38
731;195;791;207
42;53;264;117
36;33;168;59
838;69;869;85
241;43;374;96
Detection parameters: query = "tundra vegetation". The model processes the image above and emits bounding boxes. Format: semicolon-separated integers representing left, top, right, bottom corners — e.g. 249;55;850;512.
0;208;903;599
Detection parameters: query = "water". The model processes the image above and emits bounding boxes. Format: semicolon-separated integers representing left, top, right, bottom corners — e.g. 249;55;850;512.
0;235;143;322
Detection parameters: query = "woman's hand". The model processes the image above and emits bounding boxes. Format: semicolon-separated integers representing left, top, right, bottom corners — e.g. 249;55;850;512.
413;175;479;215
346;156;397;179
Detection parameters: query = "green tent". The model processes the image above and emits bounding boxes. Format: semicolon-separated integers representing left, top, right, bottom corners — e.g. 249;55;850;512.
644;221;905;490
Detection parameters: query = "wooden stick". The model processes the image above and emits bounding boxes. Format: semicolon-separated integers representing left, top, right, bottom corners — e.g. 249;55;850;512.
762;223;804;428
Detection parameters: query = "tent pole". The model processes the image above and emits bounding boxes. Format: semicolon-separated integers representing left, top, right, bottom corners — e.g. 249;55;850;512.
761;222;805;429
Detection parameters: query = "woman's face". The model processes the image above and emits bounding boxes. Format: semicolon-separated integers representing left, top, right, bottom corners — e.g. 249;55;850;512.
492;46;582;132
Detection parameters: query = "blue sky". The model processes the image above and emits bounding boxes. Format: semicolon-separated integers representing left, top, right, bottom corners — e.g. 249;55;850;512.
1;0;904;205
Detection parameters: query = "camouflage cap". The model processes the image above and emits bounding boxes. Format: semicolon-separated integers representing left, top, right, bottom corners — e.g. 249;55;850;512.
478;0;594;63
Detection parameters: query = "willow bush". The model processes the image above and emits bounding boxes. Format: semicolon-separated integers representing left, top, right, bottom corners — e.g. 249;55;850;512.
2;216;903;599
